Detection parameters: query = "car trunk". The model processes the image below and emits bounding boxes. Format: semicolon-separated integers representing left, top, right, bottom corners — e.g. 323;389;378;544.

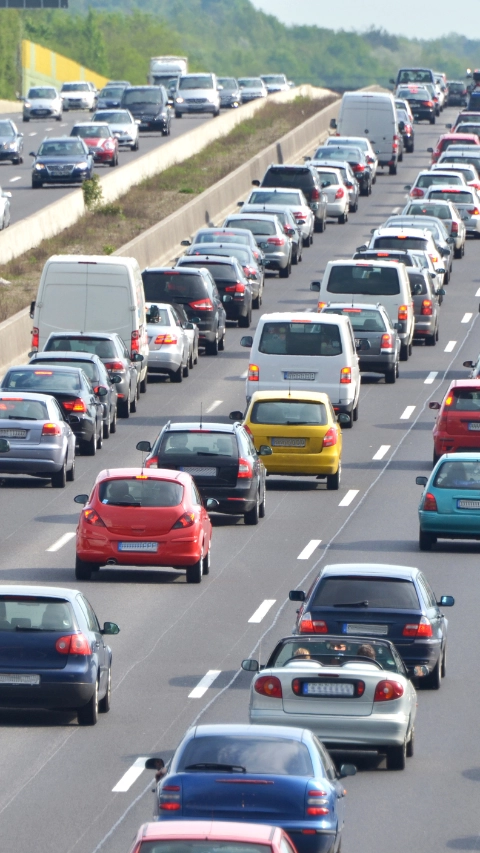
0;418;45;447
434;486;480;514
282;672;376;717
179;772;307;822
160;453;239;487
355;331;385;357
443;409;480;437
0;631;70;670
253;424;326;455
309;605;421;645
100;506;182;537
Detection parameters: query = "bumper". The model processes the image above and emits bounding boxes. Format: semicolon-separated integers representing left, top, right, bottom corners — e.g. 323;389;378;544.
412;108;434;120
414;317;436;336
175;103;218;115
198;482;258;514
139;118;169;130
224;300;249;321
420;509;480;537
358;353;396;372
264;251;290;270
114;134;136;146
63;99;92;110
24;109;59;119
77;530;204;567
92;150;116;164
464;216;480;234
68;416;96;442
325;200;347;217
0;681;95;709
250;708;410;747
262;448;339;476
33;171;90;185
147;349;183;373
433;433;480;455
0;150;19;160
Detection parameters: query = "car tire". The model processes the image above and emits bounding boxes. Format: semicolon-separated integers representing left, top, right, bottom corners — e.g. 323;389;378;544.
97;425;103;450
353;400;359;422
406;728;414;757
385;367;396;384
32;180;42;188
171;364;183;383
327;464;341;490
244;494;259;525
238;309;251;328
350;199;358;213
398;149;403;162
23;117;30;122
259;486;266;518
51;459;67;489
454;245;463;259
426;332;436;346
75;555;96;580
419;529;436;551
218;330;225;351
423;657;441;690
98;667;111;713
189;350;194;369
314;216;324;233
140;373;148;393
186;559;203;583
441;646;446;678
292;247;299;265
389;164;397;175
183;357;189;378
103;417;111;439
110;408;117;434
66;455;75;482
386;741;406;770
338;212;348;224
205;335;219;356
253;291;262;309
81;432;97;456
400;342;409;361
202;544;211;576
130;391;137;411
175;112;182;119
118;394;130;418
430;116;436;124
279;258;291;278
77;680;98;726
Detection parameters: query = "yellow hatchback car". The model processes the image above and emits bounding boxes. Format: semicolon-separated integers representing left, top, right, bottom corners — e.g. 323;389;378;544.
235;390;348;490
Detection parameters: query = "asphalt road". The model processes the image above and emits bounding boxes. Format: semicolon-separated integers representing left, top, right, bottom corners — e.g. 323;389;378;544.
0;107;479;853
0;108;211;226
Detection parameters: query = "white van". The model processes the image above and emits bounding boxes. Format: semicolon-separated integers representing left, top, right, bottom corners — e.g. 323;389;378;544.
311;259;414;362
240;312;361;427
331;92;400;175
30;255;149;390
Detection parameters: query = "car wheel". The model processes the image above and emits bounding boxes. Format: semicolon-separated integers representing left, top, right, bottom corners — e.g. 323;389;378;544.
389;163;397;175
400;342;409;361
205;335;219;356
140;372;148;393
109;154;118;167
81;432;97;456
75;555;96;580
353;400;359;422
130;391;137;411
186;558;203;583
175;112;182;119
238;308;251;328
97;424;103;450
360;184;369;197
314;216;324;233
338;212;348;224
118;393;130;418
77;679;98;726
423;657;441;690
259;486;266;518
66;454;75;482
426;332;436;346
244;493;260;526
32;180;42;188
253;291;262;309
430;116;436;124
183;358;189;378
98;667;111;713
386;741;406;770
51;459;67;488
110;408;117;434
406;728;414;757
419;529;436;551
279;258;291;278
171;364;183;383
56;114;62;122
327;463;341;490
454;245;463;259
385;366;396;384
292;247;299;265
350;199;358;213
441;646;446;678
202;544;211;576
189;349;194;369
103;416;111;439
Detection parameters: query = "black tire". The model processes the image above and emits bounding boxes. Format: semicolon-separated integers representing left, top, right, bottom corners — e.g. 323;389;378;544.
343;414;353;429
98;667;111;713
218;330;225;351
398;149;403;162
238;309;251;328
244;494;259;525
279;259;291;278
253;291;262;309
189;350;194;369
109;155;118;167
433;450;441;465
96;425;103;450
66;455;75;482
385;367;396;384
419;529;436;551
118;394;130;418
386;741;406;770
130;392;137;412
425;332;436;347
327;463;341;490
103;416;111;439
406;729;414;757
205;335;219;356
77;680;98;726
441;646;446;678
389;163;397;175
182;358;189;378
400;342;409;362
51;459;67;488
259;486;266;518
75;555;95;580
140;373;148;393
186;559;203;583
56;114;62;122
314;215;325;233
430;116;436;124
292;247;299;265
32;180;42;189
81;432;96;456
360;185;369;197
338;212;348;224
353;401;359;422
349;199;358;213
110;408;117;434
175;112;182;119
202;545;211;576
170;365;183;383
423;657;441;690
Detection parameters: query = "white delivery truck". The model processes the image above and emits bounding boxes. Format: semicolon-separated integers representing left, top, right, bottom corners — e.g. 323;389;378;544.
330;91;400;175
148;56;188;91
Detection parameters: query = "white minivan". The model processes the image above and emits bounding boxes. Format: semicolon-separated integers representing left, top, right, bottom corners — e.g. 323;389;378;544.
311;259;414;362
240;312;361;427
30;255;149;391
330;91;400;175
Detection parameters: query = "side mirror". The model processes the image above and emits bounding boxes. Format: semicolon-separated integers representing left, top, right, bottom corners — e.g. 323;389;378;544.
145;757;164;771
404;185;412;190
132;352;144;362
240;335;253;348
259;445;273;456
463;360;475;368
339;764;357;778
356;244;367;252
427;147;434;153
437;268;446;275
241;659;259;672
95;385;108;397
251;179;260;186
429;401;441;410
229;410;244;421
436;288;446;296
393;322;401;330
310;281;321;292
398;121;405;132
29;300;36;319
370;228;376;234
74;494;89;505
289;590;305;602
136;440;152;453
329;118;337;129
110;374;123;384
101;621;120;635
439;595;455;606
180;239;192;246
441;247;451;256
284;226;295;236
206;498;219;510
0;438;10;453
237;201;244;206
337;413;351;424
29;151;36;157
416;476;428;486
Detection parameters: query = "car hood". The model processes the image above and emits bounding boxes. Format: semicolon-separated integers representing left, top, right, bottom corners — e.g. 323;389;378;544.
34;154;88;164
0;136;18;145
80;136;108;146
106;122;135;133
97;98;121;108
179;89;216;99
27;99;57;108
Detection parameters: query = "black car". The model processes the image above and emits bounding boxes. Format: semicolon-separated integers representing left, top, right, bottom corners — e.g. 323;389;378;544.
408;268;444;346
138;420;267;525
447;81;468;107
29;351;120;438
397;108;414;153
255;163;328;232
184;241;264;308
30;137;94;188
120;86;171;135
321;303;400;384
0;365;105;456
141;267;227;355
396;87;435;123
467;91;480;112
313;146;373;195
177;254;253;328
0;119;23;164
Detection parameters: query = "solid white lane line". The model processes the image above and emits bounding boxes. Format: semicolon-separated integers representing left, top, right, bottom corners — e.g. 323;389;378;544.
297;539;322;560
462;313;473;323
373;445;390;461
112;757;148;793
400;406;416;420
425;371;438;385
444;341;456;353
248;600;276;623
46;531;76;552
206;400;222;413
339;490;359;507
240;370;248;379
9;176;21;183
188;670;221;699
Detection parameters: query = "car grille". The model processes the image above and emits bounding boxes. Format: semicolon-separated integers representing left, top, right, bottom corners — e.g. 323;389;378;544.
46;164;75;176
185;98;208;104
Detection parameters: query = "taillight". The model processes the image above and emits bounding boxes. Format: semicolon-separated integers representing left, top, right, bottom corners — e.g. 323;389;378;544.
225;283;246;294
254;675;282;698
421;299;433;316
380;333;394;352
31;327;39;349
340;366;351;384
248;363;259;381
353;164;365;172
131;329;140;355
393;134;399;150
83;508;106;527
322;427;338;447
145;456;158;468
307;789;329;815
411;187;424;198
41;422;61;436
468;207;480;215
451;222;459;234
238;457;253;478
335;187;344;199
172;512;196;529
429;255;438;263
267;236;285;246
423;492;438;511
154;334;177;344
243;266;257;278
423;100;434;107
55;633;92;656
311;187;320;201
398;305;408;322
293;211;306;221
445;394;454;406
317;302;326;312
403;616;433;638
189;299;213;311
104;361;125;372
63;398;87;413
299;612;328;634
159;784;181;811
373;680;404;702
243;424;253;437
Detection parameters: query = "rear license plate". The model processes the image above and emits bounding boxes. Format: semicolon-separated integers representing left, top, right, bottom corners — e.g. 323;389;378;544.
118;542;158;552
303;682;354;696
0;429;26;438
468;423;480;430
283;371;316;381
457;499;480;509
0;673;40;685
181;467;217;476
271;437;306;447
344;623;388;635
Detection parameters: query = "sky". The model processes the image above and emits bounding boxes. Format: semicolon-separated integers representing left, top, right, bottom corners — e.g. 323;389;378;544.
250;0;480;40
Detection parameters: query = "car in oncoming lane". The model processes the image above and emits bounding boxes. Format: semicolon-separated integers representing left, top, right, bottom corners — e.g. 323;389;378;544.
417;453;480;550
70;122;119;167
22;86;63;122
30;137;94;188
92;109;139;151
128;821;301;853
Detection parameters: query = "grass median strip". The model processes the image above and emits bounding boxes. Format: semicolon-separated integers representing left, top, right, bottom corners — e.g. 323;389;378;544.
0;95;334;324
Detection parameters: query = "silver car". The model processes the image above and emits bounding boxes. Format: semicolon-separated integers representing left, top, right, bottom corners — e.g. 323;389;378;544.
92;109;139;151
240;187;314;246
0;119;23;164
23;86;63;122
310;158;360;213
381;215;454;278
260;74;289;93
425;185;480;236
325;135;379;182
314;167;350;223
216;77;242;108
237;77;268;102
401;198;466;258
0;186;11;230
223;213;293;278
145;303;190;382
0;391;76;487
239;206;303;266
96;84;128;110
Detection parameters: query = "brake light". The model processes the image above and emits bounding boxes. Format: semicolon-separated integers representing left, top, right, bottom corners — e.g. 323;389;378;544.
373;680;404;702
335;187;344;199
238;457;253;478
322;427;338;447
451;222;459;234
468;208;480;215
267;236;285;246
445;394;454;406
317;302;326;312
55;633;92;656
393;134;399;150
293;211;306;220
311;187;320;201
225;283;246;294
403;616;434;637
31;327;39;349
154;334;177;345
254;675;282;698
83;508;106;527
159;784;181;811
307;788;330;816
380;333;394;352
104;361;124;372
41;422;61;436
248;364;259;381
398;305;408;322
172;512;196;529
423;100;434;108
353;164;365;172
131;329;140;355
423;492;438;511
411;187;424;198
189;299;213;311
299;612;328;634
62;398;87;413
145;456;158;468
429;255;438;263
421;299;433;316
243;266;257;278
243;424;253;437
340;366;351;384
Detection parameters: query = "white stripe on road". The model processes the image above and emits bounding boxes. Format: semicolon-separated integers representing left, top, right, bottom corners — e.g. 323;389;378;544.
444;341;457;353
61;122;67;127
425;371;438;385
373;445;390;461
9;176;21;183
46;531;76;552
462;313;473;323
112;757;148;793
400;406;416;420
339;490;359;507
206;400;222;413
392;206;400;213
248;600;276;623
297;540;322;560
476;287;480;297
240;370;248;379
45;127;53;131
28;132;37;136
188;670;221;698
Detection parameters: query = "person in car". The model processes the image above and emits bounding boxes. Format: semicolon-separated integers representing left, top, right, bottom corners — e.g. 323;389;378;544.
357;643;376;660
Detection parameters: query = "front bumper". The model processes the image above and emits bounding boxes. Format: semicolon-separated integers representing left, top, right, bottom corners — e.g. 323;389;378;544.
0;148;20;160
114;133;136;146
250;707;410;747
175;102;218;115
32;169;90;185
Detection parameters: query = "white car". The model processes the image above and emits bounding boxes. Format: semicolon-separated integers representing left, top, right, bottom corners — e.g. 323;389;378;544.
424;184;480;236
145;302;191;382
408;249;446;288
405;169;466;200
325;135;378;182
92;109;139;151
240;187;314;245
368;226;449;282
23;86;63;122
310;158;360;213
60;81;96;111
315;167;350;223
243;634;418;770
0;186;11;230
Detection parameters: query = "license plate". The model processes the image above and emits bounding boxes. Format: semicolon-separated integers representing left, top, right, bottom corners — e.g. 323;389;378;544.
303;682;354;696
468;423;480;430
0;428;26;438
50;169;67;176
0;673;40;685
457;499;480;509
181;467;217;476
271;437;306;447
344;623;388;635
283;372;316;381
118;542;158;552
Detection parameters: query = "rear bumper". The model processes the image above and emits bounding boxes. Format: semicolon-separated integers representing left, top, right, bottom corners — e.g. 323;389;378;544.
147;350;183;373
264;251;290;270
414;317;436;336
250;708;410;747
262;448;339;476
197;482;259;514
0;681;94;709
433;433;480;454
77;531;204;567
358;353;396;372
419;509;480;537
224;300;250;320
0;443;66;474
325;200;347;216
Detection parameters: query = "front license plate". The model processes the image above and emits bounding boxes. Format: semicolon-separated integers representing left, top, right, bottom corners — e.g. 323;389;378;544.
0;673;40;685
457;499;480;509
283;371;316;381
0;428;26;438
303;682;354;696
344;623;388;635
181;466;217;476
271;437;306;447
118;542;158;552
468;422;480;430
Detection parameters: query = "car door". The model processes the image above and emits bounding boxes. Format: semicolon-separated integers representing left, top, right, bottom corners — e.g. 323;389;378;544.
76;594;108;692
97;360;118;421
313;737;346;828
52;398;75;459
417;573;445;648
192;481;210;550
239;427;264;499
206;276;225;333
83;375;103;435
117;335;138;393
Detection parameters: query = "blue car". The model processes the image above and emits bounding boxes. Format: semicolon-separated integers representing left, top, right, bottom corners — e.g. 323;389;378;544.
290;563;454;689
151;723;356;853
30;136;94;188
0;585;119;725
417;452;480;549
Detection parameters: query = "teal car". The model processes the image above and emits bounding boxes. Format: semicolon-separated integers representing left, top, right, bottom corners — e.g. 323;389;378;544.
416;452;480;550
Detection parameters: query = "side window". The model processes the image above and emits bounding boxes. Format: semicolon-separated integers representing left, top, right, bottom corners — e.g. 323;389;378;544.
313;736;336;780
81;596;101;632
192;484;202;506
53;400;66;421
417;575;434;609
76;595;91;630
419;574;437;609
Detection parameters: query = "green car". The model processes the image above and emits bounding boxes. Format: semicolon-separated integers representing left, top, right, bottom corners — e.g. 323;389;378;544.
416;452;480;550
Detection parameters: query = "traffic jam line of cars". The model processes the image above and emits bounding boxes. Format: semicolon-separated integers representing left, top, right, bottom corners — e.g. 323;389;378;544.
2;66;480;853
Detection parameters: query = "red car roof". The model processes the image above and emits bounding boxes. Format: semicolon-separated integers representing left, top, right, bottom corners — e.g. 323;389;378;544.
93;467;186;484
439;133;480;144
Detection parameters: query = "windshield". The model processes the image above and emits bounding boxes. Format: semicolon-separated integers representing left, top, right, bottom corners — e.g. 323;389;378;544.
251;400;327;425
0;398;49;420
99;478;183;507
3;369;82;392
195;231;250;245
142;272;207;303
180;261;238;282
0;596;74;632
249;190;301;205
28;88;56;99
262;75;286;84
99;87;124;98
72;125;110;139
323;306;387;332
398;69;433;84
270;639;399;672
33;359;97;381
259;322;342;356
225;218;275;236
45;336;117;358
417;173;463;187
428;190;473;203
217;78;237;90
0;122;15;137
177;735;313;776
179;76;213;90
313;577;420;608
123;89;162;105
261;168;313;190
239;78;263;87
62;83;89;92
37;140;85;156
327;265;400;295
160;431;237;458
373;236;428;251
94;111;131;124
434;459;480;489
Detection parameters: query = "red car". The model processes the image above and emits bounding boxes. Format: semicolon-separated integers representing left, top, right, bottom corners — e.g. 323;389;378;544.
128;820;300;853
70;122;119;166
428;133;480;163
429;380;480;463
74;468;215;582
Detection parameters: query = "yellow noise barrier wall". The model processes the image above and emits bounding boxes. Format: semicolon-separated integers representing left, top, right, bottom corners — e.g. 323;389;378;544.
21;39;108;95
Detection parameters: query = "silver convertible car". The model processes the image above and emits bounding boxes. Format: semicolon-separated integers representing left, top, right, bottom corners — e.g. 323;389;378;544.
242;634;419;770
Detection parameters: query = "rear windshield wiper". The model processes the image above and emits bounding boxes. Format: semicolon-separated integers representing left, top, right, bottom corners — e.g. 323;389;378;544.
15;626;43;631
7;416;37;420
185;763;246;773
109;500;142;507
333;600;369;607
196;451;220;456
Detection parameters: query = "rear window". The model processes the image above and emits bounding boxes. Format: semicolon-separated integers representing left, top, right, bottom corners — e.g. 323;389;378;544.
442;156;480;171
138;844;271;853
434;459;480;489
407;204;451;220
160;431;237;458
428;190;473;203
448;83;465;93
323;307;387;332
195;232;250;245
249;190;301;205
251;400;328;426
417;173;463;187
313;577;420;609
99;478;183;507
146;308;170;325
180;261;237;282
0;596;74;632
327;265;400;296
261;168;313;190
189;246;250;265
45;337;117;359
177;735;314;776
33;359;97;382
373;237;428;252
444;388;480;411
226;219;275;236
0;399;48;420
317;171;340;186
398;70;433;84
142;272;207;303
259;322;342;356
3;369;82;392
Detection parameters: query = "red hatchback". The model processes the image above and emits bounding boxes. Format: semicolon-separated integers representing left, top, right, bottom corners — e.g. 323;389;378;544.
128;820;299;853
430;380;480;463
428;133;480;163
70;122;119;166
74;468;215;583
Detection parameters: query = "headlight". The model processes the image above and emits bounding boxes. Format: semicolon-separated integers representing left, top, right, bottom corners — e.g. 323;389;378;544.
7;142;16;149
77;161;89;169
175;97;184;104
24;101;31;108
104;142;115;151
34;163;45;170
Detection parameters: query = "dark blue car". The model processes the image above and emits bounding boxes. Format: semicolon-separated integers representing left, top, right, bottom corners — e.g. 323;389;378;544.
30;136;94;188
152;723;355;853
0;585;119;725
290;563;454;690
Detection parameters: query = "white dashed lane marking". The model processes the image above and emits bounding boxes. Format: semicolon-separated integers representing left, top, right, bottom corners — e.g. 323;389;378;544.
425;372;438;384
400;406;416;420
188;670;221;699
206;400;222;413
338;490;359;507
240;370;248;379
297;540;322;560
46;531;75;552
373;445;390;461
462;313;473;323
248;600;276;623
444;341;457;353
9;176;21;183
112;757;148;793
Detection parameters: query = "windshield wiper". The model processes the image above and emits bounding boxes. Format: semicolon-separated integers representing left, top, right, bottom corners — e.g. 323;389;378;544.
185;763;246;773
8;416;37;420
333;600;369;607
